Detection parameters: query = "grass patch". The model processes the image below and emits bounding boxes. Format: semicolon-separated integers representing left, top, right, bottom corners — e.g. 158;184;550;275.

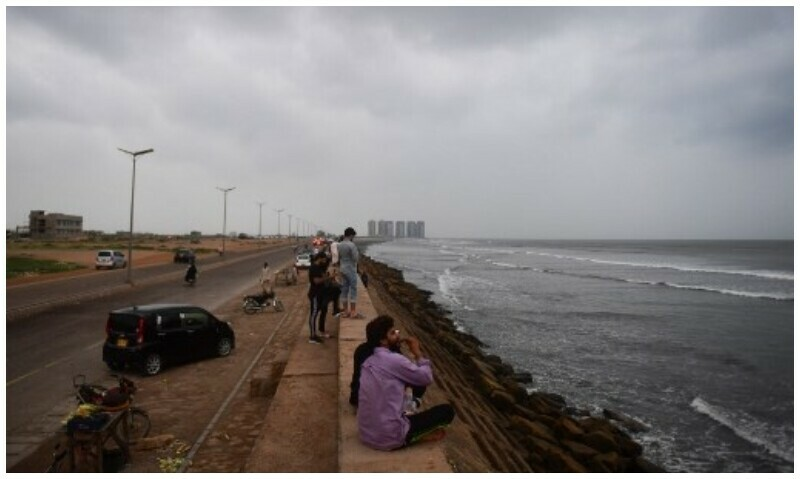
7;256;85;279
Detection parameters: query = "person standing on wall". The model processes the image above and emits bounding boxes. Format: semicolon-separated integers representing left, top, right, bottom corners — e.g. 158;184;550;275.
338;227;363;319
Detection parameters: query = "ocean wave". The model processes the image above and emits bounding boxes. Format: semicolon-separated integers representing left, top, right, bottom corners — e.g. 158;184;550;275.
540;269;792;301
437;268;496;311
691;397;794;464
627;279;793;301
485;259;533;270
530;252;793;282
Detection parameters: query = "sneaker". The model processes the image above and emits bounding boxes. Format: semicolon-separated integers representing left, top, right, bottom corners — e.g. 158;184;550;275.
308;336;323;344
320;332;332;339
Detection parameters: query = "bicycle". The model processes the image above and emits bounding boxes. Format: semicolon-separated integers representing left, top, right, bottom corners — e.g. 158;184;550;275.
73;374;151;444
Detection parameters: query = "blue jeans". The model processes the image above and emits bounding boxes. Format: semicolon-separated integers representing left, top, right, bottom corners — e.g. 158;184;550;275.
340;270;358;302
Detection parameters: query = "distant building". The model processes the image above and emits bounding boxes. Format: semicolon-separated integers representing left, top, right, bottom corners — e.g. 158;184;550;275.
29;210;83;239
368;218;425;238
377;220;394;238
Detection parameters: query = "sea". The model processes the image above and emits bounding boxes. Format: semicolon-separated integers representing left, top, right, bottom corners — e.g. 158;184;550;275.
363;239;794;473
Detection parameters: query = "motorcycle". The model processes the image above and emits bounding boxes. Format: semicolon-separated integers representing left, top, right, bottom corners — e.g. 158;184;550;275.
243;290;284;314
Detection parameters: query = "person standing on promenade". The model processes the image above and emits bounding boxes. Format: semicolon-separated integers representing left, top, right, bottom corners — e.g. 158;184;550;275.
357;316;455;450
259;261;272;295
317;254;341;339
338;227;363;319
307;252;328;344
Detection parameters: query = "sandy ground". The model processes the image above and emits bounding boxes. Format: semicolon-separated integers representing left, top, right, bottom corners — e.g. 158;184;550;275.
6;238;281;286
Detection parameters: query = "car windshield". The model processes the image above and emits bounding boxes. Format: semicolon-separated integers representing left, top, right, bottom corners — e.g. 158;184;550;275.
298;254;309;260
108;313;141;333
98;251;111;257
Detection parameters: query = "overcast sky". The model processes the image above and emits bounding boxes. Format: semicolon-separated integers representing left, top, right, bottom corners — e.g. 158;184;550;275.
5;6;794;240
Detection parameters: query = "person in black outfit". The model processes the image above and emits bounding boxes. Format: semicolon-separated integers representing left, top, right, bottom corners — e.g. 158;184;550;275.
307;252;327;344
318;255;341;338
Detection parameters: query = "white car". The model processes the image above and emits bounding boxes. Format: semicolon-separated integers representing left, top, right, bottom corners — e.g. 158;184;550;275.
294;253;311;269
96;250;127;269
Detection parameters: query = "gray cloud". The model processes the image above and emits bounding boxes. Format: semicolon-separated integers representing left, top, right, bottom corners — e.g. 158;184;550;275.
6;6;793;240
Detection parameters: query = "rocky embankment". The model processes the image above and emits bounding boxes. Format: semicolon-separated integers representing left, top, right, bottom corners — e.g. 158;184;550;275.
361;256;665;473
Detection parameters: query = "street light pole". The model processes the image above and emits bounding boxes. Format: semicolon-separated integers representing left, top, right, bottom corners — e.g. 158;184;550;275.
274;208;284;238
217;187;236;255
118;147;154;284
257;202;265;238
287;213;293;238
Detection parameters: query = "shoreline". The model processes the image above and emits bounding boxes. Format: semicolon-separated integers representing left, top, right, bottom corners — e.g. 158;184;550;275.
361;254;665;473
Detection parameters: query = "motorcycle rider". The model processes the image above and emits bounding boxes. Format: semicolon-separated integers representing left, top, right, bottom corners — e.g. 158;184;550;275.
185;260;198;284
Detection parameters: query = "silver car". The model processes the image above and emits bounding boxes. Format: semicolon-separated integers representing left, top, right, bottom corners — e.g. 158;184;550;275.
96;250;127;269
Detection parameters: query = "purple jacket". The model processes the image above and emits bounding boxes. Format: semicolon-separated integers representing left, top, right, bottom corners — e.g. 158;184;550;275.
357;346;433;450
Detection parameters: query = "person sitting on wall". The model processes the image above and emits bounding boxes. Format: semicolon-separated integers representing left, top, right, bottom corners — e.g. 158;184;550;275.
357;315;454;450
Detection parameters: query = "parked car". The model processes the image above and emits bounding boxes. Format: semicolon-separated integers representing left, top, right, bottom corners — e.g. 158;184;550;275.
294;253;311;269
102;304;235;376
95;250;127;270
173;248;196;263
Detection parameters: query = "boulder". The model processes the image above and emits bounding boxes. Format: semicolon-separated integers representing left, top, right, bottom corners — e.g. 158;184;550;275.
510;415;558;444
490;389;517;412
561;439;599;460
553;416;585;440
591;451;622;473
582;430;618;454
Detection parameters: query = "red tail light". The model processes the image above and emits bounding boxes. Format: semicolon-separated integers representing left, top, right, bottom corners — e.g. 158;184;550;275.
137;317;145;344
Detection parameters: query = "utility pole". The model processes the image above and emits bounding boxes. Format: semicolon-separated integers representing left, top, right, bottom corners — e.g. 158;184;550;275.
117;147;154;284
257;202;265;238
274;208;284;238
217;187;236;255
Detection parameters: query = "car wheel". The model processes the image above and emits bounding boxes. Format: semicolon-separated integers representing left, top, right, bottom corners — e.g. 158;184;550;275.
217;337;233;357
143;354;162;376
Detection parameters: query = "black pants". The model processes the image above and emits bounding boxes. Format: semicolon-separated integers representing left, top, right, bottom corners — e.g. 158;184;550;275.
319;285;341;333
308;294;321;338
404;403;456;446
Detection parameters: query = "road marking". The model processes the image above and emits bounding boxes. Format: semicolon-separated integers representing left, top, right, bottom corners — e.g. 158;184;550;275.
6;340;105;387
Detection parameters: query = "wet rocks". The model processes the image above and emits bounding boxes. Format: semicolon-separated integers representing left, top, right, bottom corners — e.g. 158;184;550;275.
361;256;666;473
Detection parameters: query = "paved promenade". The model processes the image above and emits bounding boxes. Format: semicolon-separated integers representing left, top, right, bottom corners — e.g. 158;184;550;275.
245;275;453;472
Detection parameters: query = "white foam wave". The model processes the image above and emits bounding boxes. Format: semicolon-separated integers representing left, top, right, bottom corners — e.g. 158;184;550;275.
531;252;793;282
691;397;794;463
626;279;792;301
485;259;532;270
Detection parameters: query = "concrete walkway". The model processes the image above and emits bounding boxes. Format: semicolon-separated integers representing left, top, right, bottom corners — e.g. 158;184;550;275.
245;277;452;472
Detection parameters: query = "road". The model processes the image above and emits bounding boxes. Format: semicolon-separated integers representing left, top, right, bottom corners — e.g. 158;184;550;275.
6;244;297;468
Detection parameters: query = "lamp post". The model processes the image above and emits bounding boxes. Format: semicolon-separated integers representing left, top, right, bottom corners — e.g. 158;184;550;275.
287;213;293;238
274;208;284;238
217;187;236;255
257;202;265;238
118;147;154;284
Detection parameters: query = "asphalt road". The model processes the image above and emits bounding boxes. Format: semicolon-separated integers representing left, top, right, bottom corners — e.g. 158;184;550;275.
6;245;296;447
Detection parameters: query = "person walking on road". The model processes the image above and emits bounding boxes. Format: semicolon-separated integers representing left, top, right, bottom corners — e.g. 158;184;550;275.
337;227;363;319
